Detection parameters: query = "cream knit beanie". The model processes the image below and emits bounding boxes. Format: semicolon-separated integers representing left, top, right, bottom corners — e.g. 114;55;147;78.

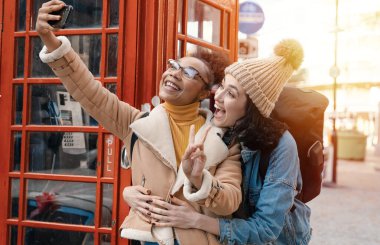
225;39;304;118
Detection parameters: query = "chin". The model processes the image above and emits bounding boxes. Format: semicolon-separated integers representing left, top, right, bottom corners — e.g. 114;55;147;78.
212;119;225;128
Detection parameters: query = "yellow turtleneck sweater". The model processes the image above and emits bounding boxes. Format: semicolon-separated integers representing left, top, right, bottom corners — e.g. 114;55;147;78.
163;102;206;167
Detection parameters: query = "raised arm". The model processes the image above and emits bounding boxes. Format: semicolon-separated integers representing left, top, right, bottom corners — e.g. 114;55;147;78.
185;143;242;215
36;0;143;141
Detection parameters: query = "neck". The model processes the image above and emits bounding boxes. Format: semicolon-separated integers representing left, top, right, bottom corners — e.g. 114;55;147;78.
163;102;200;121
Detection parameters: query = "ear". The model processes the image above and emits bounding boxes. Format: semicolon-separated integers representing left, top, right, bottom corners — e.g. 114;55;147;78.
198;89;211;101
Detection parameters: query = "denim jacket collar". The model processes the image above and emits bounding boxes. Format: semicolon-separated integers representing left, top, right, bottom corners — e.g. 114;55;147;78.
240;145;258;164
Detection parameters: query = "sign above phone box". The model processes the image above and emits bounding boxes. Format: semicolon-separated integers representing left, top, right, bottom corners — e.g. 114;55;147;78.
239;1;265;35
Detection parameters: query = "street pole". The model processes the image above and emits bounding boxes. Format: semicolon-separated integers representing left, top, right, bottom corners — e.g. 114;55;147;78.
375;102;380;156
331;0;339;184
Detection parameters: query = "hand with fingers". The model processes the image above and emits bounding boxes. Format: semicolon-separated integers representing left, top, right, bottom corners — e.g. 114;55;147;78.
36;0;65;35
146;196;200;229
122;185;163;224
36;0;66;52
182;125;211;189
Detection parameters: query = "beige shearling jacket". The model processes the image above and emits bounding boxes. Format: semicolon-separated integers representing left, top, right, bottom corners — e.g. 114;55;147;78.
40;36;242;245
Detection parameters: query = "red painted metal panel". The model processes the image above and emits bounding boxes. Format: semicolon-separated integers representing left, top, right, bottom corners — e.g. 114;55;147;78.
118;0;138;243
0;0;16;243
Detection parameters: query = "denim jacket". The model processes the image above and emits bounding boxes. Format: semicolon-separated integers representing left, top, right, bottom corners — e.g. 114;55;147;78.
219;131;312;245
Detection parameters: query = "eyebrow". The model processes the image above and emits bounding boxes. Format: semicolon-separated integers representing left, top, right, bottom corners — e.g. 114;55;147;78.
227;84;240;95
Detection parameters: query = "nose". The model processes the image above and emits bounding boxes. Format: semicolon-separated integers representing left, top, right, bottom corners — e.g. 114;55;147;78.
170;68;182;80
214;87;224;102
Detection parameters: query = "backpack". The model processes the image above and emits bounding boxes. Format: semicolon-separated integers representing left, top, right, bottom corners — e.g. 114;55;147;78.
259;86;329;203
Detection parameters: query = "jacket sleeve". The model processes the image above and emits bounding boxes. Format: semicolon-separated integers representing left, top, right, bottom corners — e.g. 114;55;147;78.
39;36;143;141
183;143;242;216
218;133;300;245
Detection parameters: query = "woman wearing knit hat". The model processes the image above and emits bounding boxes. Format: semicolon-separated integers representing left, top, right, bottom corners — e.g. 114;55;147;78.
144;39;312;244
36;2;244;245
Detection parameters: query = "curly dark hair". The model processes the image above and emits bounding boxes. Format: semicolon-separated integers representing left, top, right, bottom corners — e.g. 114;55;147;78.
190;49;231;88
231;99;288;152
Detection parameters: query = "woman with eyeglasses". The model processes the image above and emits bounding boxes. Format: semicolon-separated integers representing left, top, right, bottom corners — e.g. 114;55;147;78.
142;40;312;245
36;1;243;244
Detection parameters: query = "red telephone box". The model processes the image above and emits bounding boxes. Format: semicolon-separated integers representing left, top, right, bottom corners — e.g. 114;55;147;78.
0;1;238;244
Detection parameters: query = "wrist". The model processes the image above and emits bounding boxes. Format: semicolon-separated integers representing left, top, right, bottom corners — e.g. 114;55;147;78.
39;32;62;53
195;213;220;236
193;212;204;229
189;175;203;189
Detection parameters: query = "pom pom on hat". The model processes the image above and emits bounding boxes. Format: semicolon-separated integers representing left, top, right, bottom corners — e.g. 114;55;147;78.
225;38;304;118
274;39;304;70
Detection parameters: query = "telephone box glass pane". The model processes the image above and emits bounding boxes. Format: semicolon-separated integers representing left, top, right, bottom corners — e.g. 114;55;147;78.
187;0;221;46
186;42;212;55
100;233;112;244
24;227;94;244
26;180;98;226
17;0;26;31
10;179;20;218
105;83;117;94
14;37;25;78
30;35;101;77
177;0;183;33
9;226;18;245
101;184;113;227
177;40;183;59
109;0;119;27
29;84;98;126
27;132;98;176
32;0;103;29
14;85;23;125
106;34;118;77
12;132;22;171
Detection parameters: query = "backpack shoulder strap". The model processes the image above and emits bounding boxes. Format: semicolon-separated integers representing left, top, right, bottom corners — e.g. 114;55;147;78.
259;150;271;181
130;112;149;160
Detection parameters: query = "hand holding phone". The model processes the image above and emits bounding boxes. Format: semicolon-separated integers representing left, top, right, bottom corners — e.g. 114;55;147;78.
48;4;73;29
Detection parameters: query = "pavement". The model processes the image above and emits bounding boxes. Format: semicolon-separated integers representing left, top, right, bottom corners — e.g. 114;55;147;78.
308;146;380;245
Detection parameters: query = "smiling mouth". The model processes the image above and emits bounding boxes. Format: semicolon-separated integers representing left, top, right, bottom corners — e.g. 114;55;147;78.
164;81;181;91
214;104;226;118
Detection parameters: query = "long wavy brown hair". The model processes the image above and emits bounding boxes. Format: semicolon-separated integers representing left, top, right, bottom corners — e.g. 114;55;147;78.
231;99;288;152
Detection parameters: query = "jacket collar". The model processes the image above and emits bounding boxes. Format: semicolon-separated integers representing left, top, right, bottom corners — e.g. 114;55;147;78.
129;104;229;174
241;145;258;164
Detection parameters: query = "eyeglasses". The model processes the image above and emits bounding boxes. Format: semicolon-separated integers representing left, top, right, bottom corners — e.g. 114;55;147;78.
167;59;209;88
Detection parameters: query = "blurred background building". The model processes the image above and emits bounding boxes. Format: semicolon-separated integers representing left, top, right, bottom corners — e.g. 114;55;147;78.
238;0;380;161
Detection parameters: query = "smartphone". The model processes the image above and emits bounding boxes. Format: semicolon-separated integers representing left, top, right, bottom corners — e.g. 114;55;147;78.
48;5;73;29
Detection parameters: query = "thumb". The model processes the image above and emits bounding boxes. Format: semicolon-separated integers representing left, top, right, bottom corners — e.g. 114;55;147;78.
170;196;190;207
135;185;151;195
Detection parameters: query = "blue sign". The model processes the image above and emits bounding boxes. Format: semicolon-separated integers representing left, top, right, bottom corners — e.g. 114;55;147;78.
239;1;265;35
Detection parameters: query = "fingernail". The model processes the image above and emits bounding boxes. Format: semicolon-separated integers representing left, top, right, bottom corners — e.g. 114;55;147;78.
147;190;151;195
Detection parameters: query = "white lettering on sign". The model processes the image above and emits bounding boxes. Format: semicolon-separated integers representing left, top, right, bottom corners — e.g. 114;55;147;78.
106;135;114;172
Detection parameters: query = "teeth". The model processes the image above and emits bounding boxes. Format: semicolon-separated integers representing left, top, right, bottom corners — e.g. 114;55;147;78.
214;104;224;111
165;81;180;90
